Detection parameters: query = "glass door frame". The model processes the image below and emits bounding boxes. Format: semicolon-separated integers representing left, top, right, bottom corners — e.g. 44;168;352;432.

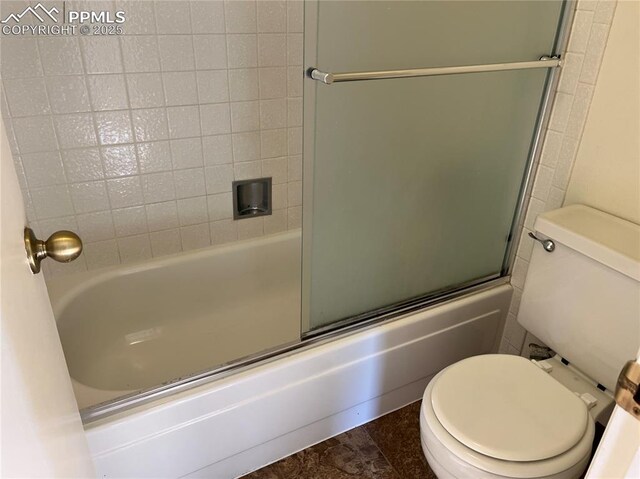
301;0;576;338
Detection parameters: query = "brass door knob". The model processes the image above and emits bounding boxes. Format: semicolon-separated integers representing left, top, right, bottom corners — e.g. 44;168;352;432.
24;227;83;274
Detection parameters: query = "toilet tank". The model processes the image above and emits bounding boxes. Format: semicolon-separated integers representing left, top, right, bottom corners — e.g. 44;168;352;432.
518;205;640;392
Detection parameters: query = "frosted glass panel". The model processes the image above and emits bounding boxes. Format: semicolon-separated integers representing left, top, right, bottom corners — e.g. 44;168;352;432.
303;1;565;331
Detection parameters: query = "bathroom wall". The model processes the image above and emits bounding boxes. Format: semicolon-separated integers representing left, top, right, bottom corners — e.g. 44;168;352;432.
564;0;639;225
499;0;619;355
0;0;303;277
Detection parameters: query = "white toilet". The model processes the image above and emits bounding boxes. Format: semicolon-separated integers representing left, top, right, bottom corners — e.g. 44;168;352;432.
420;205;640;479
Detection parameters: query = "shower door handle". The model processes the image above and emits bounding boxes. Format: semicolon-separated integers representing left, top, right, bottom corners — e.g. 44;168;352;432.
308;56;562;85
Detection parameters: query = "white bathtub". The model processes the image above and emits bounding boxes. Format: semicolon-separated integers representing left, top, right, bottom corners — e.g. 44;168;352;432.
48;230;512;478
47;230;302;409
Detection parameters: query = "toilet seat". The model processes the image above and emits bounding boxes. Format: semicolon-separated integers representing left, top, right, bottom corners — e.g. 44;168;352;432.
421;355;595;478
431;355;589;462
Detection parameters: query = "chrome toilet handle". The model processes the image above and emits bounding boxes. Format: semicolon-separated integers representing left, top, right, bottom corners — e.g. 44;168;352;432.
528;232;555;253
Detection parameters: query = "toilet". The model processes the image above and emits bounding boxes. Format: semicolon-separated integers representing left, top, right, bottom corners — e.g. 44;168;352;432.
420;205;640;479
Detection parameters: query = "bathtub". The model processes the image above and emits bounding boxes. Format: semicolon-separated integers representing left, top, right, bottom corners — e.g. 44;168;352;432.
48;230;512;478
47;230;302;409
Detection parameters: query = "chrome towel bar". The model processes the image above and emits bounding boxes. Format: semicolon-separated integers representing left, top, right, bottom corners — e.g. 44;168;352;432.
309;56;561;85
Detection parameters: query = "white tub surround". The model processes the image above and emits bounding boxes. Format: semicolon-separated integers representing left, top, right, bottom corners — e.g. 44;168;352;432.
47;230;301;409
85;284;511;478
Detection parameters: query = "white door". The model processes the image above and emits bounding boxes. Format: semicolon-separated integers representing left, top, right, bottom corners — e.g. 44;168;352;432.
0;120;94;476
586;355;640;478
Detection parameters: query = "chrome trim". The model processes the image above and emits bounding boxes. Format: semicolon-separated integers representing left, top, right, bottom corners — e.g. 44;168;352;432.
80;275;508;423
308;57;561;85
502;0;577;275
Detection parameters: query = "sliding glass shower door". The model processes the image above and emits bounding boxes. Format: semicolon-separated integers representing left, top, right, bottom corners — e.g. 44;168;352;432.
302;1;567;332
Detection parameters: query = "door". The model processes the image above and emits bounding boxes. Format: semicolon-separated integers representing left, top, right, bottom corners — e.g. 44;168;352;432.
0;120;94;476
302;0;568;333
586;354;640;478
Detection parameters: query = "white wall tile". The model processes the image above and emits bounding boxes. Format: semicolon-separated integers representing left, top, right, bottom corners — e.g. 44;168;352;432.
177;196;209;226
83;239;120;269
580;23;609;84
194;35;228;70
260;98;286;129
232;131;260;161
287;205;301;229
1;38;43;78
203;134;233;165
287;33;303;66
209;219;237;244
548;92;574;132
62;148;104;182
207;192;233;221
191;1;225;34
113;206;148;236
230;101;260;132
107;176;144;209
141;172;176;203
167;105;201;138
46;76;91;114
196;70;230;104
227;34;258;68
287;180;302;207
3;78;50;117
287;127;302;155
261;128;286;158
13;116;58;153
259;67;287;98
224;0;257;33
137;141;172;173
117;234;152;262
258;34;286;67
228;68;259;101
146;201;179;231
234;160;262;180
101;145;138;178
121;36;161;73
287;155;302;181
262;156;287;184
150;229;183;256
155;1;192;34
257;1;286;33
76;211;115;242
264;208;287;234
286;0;303;33
180;222;211;249
158;35;195;71
163;71;199;106
556;53;584;95
127;73;165;109
38;37;83;75
564;83;594;139
87;75;129;111
69;181;110;214
95;111;134;145
22;152;66;188
200;103;231;135
117;1;156;35
170;138;204;169
174;168;206;199
286;97;302;127
287;66;303;97
237;216;264;239
31;185;74;219
132;108;169;142
205;164;234;194
81;36;123;74
593;0;616;24
567;10;594;53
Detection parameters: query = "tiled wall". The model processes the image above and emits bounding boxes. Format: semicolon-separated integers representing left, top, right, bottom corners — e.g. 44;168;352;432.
498;0;617;356
0;0;304;277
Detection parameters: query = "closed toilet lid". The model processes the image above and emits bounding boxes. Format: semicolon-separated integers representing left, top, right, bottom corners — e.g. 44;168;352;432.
431;354;589;462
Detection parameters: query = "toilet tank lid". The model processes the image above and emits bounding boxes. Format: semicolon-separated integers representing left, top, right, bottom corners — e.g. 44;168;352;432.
535;205;640;281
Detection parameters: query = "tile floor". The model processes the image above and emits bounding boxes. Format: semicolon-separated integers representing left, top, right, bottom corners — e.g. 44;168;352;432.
242;401;436;479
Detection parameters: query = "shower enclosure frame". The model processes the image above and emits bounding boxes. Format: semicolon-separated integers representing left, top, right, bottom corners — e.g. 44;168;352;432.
80;0;576;423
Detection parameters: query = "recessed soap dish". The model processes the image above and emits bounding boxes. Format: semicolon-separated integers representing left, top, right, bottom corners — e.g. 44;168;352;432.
232;178;272;220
